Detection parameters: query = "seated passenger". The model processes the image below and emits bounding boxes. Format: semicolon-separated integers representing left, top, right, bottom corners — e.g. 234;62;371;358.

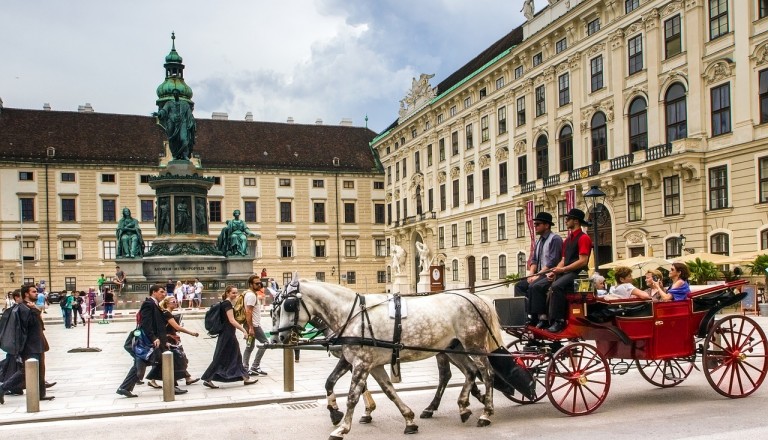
593;274;607;297
665;262;691;301
644;269;671;301
604;266;651;300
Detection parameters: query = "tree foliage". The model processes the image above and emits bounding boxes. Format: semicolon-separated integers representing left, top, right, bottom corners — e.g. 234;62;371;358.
686;258;722;284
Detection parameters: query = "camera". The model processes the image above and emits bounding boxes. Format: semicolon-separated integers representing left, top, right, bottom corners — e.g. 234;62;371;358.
652;276;659;282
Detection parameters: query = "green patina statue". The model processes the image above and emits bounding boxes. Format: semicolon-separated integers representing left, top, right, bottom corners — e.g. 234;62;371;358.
116;207;145;258
154;89;196;160
216;210;256;256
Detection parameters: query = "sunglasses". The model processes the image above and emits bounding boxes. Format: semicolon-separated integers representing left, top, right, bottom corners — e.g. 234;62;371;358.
533;222;543;226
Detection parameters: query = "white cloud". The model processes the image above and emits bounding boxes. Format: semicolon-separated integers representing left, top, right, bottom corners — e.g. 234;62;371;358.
1;0;548;132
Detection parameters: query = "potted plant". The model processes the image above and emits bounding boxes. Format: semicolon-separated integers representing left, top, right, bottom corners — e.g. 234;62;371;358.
686;258;722;284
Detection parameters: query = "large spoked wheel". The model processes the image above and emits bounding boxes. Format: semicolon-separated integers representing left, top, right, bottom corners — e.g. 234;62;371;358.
504;339;549;404
545;342;610;416
702;315;768;398
635;358;694;388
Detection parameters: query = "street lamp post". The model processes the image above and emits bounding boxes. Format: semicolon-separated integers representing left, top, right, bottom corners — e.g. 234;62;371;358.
584;185;606;271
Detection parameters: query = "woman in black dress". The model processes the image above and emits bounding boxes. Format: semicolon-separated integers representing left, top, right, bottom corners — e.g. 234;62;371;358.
202;286;259;388
146;296;200;391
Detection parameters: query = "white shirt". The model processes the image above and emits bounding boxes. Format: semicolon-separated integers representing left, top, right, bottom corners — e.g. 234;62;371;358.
244;289;261;328
609;283;635;299
194;281;203;295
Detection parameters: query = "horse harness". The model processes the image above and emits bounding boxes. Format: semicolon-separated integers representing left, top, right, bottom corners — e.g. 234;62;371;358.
276;282;504;365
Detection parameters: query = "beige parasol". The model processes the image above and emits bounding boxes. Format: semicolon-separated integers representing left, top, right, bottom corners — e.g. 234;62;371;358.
672;252;732;265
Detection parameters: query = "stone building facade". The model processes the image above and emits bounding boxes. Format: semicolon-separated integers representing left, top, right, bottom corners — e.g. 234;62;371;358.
0;38;386;295
373;0;768;293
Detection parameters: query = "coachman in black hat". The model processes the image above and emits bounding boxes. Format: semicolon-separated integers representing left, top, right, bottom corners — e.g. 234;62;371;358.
515;212;563;328
542;208;593;333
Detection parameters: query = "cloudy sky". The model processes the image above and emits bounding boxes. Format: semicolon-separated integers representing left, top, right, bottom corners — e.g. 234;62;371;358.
1;0;548;133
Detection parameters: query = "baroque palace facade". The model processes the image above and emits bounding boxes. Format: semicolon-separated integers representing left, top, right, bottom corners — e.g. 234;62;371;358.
0;40;386;295
374;0;768;293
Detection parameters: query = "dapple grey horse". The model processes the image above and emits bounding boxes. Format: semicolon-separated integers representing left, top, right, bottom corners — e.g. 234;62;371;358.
275;278;503;439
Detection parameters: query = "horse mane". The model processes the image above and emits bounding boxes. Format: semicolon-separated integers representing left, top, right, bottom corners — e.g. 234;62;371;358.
479;295;503;351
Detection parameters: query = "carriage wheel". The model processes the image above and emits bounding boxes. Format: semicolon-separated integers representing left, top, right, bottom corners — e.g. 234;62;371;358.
504;339;548;404
635;359;694;388
702;315;768;398
545;342;610;416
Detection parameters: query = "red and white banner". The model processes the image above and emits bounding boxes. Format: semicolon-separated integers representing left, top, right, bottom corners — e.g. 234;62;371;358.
526;200;535;263
565;187;576;212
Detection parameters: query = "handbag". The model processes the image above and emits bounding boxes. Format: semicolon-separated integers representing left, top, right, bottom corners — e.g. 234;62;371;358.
131;328;156;363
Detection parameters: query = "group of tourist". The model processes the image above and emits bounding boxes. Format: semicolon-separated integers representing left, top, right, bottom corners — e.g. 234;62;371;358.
116;270;276;398
516;207;694;333
168;278;203;309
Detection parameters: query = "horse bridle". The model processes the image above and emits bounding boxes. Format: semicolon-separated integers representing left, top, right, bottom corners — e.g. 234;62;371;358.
272;281;314;344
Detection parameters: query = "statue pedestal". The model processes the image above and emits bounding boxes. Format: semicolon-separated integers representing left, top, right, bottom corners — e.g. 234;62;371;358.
417;272;431;294
391;275;410;294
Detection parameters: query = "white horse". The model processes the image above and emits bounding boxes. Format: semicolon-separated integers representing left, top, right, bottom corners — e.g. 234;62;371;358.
274;277;503;439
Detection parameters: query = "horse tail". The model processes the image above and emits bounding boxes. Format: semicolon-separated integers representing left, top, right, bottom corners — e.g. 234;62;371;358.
479;295;503;351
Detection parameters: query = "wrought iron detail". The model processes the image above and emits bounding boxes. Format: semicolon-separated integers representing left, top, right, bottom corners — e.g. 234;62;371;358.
569;163;600;182
521;181;536;194
646;143;672;161
543;174;561;188
610;153;635;171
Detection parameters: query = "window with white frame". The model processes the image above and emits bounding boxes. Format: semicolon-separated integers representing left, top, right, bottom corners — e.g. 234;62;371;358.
63;240;78;260
590;56;604;92
664;15;682;58
103;240;116;260
759;157;768;203
481;116;489;142
710;232;729;255
497;213;506;240
628;34;643;75
496;76;505;90
344;240;357;257
498;255;507;278
711;82;731;137
627;184;642;222
556;38;567;53
498;106;507;134
281;240;293;258
664;175;681;216
452;260;459;281
438;226;445;249
375;239;386;257
22;240;36;261
515;65;523;79
314;240;326;257
535;85;546;117
481;257;490;280
709;165;728;210
480;217;489;243
587;18;601;35
666;236;683;259
517;252;526;277
558;73;570;106
451;224;458;247
465;220;473;245
709;0;728;40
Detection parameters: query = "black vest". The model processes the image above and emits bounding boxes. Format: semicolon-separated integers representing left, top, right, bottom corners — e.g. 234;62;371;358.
564;229;585;267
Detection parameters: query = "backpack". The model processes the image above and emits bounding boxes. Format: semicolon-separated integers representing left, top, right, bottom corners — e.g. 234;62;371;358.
60;298;67;309
233;293;247;325
204;302;226;336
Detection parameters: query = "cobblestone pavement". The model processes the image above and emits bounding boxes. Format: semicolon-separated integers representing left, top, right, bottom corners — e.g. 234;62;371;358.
0;306;765;426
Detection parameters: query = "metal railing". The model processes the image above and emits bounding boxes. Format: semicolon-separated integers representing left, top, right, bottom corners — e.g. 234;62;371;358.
568;162;600;182
610;153;634;171
521;181;536;193
543;174;560;188
646;143;672;161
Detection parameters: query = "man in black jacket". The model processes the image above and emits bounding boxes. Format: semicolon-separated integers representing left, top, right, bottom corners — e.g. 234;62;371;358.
116;284;169;398
0;284;52;403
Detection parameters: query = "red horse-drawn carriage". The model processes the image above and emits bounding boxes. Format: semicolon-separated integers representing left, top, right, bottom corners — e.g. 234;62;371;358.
494;278;768;415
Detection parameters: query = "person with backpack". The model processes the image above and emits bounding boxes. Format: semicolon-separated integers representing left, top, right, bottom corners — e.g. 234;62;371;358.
201;285;259;389
242;276;269;376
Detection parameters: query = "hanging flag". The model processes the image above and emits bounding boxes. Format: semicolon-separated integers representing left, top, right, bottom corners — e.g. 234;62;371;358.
526;200;535;264
565;187;576;211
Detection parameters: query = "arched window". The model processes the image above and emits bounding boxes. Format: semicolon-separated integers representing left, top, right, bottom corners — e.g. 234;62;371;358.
591;112;607;163
559;125;573;172
710;233;730;255
386;266;391;283
451;259;459;281
665;83;687;142
481;256;489;280
517;252;526;278
498;254;507;279
665;236;683;259
762;229;768;250
535;135;549;179
628;97;648;152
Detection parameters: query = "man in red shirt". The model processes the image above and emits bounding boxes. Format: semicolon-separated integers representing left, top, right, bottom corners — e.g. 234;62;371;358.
545;208;593;333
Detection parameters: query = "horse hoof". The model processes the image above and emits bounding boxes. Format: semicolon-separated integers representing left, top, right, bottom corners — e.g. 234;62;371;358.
460;411;472;423
419;410;433;419
404;425;419;435
477;419;492;427
330;410;343;426
359;416;372;424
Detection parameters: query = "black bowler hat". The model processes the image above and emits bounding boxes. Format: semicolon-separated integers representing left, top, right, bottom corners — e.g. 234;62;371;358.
532;212;554;226
565;208;591;226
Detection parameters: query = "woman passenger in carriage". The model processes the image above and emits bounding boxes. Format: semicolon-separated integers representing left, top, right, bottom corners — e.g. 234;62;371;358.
644;269;671;301
664;262;691;301
605;266;652;300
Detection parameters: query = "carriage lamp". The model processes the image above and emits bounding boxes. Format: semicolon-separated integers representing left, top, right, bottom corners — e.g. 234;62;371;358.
9;272;14;283
331;266;336;276
584;185;606;267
